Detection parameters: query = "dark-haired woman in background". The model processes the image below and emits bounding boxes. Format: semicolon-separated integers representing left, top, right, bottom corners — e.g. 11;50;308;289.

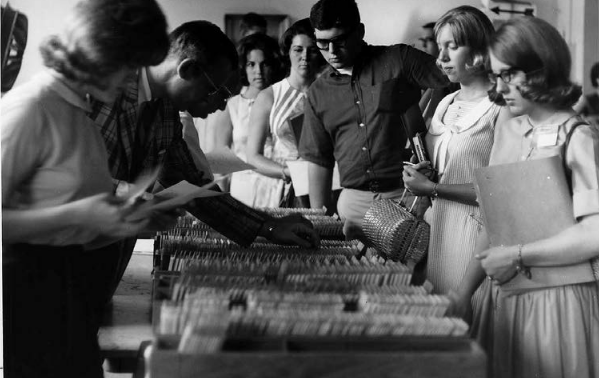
573;61;599;126
246;18;326;208
1;0;170;376
452;16;599;378
212;33;284;207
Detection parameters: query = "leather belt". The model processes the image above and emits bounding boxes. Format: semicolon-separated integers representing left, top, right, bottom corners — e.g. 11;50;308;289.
354;179;402;193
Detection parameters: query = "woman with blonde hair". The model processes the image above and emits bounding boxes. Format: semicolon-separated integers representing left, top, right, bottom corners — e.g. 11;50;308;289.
403;6;510;328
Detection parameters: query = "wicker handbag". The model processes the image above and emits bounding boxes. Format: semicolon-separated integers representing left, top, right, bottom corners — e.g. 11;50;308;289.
362;191;429;265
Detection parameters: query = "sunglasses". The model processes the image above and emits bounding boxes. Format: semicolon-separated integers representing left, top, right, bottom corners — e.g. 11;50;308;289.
315;30;355;51
202;70;233;102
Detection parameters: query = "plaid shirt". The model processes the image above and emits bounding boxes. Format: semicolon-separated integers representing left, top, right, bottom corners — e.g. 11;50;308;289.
87;70;265;246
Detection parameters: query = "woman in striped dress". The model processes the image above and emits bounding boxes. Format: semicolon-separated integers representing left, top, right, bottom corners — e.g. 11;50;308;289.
246;18;326;208
402;6;511;348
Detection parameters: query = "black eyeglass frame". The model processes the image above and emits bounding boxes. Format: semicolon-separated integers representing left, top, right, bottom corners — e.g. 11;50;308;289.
488;67;544;85
201;69;233;102
315;29;355;51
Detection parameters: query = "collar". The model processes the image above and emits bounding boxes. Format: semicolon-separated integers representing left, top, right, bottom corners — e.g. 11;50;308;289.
326;42;368;78
429;90;495;135
138;67;152;105
46;70;92;112
521;113;579;137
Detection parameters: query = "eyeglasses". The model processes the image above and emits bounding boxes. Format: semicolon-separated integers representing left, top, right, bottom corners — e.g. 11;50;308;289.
488;67;543;85
202;70;233;102
315;30;354;51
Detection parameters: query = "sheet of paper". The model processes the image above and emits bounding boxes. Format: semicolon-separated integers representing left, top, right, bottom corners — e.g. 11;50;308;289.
286;160;342;197
205;147;255;175
122;165;162;203
286;160;310;196
125;180;223;221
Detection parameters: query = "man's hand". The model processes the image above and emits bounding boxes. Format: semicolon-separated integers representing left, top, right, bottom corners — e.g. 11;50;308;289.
260;214;320;248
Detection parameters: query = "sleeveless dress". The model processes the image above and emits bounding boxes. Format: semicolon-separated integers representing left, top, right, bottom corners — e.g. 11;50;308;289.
264;78;307;206
227;89;280;208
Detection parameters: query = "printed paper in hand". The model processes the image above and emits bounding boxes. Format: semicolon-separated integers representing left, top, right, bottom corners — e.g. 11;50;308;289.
205;147;255;175
126;180;223;221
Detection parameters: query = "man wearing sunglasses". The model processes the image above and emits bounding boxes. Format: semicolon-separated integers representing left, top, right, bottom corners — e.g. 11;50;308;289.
299;0;448;242
87;21;320;307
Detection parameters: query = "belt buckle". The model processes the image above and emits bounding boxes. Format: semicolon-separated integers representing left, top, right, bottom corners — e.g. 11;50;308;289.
369;180;380;192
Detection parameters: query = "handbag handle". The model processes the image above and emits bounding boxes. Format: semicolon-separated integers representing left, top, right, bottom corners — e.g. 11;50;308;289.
399;188;420;214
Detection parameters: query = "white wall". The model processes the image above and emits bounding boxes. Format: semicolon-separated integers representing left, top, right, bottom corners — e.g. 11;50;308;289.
5;0;597;90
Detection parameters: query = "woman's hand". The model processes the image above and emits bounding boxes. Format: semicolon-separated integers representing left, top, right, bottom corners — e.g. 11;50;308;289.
402;161;435;196
476;245;519;284
73;193;150;239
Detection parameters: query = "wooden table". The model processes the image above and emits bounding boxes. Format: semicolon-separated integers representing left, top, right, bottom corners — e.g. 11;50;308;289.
99;249;154;373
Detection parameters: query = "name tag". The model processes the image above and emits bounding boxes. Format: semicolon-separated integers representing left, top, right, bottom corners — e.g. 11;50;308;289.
534;126;558;147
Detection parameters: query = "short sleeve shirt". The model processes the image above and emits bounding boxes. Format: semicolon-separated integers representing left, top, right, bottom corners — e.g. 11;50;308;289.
489;114;599;219
299;43;448;189
1;70;113;245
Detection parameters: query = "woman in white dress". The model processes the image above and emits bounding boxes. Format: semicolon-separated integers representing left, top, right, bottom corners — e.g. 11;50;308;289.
211;33;284;207
246;18;326;208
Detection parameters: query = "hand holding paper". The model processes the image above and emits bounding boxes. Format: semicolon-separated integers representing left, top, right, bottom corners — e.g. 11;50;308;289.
125;180;223;221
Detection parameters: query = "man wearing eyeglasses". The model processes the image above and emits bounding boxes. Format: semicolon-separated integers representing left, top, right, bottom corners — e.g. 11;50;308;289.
299;0;448;242
87;21;320;307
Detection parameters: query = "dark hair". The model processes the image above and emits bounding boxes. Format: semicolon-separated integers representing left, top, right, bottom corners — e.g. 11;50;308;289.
168;20;239;73
310;0;361;31
237;33;283;86
590;62;599;88
434;6;495;74
422;22;436;30
279;18;326;74
488;16;581;109
40;0;168;88
241;12;267;30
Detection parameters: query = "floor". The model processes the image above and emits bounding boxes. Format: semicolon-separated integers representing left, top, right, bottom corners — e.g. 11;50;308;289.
102;239;154;378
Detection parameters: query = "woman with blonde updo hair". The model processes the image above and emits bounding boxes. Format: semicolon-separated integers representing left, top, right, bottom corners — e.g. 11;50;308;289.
1;0;170;376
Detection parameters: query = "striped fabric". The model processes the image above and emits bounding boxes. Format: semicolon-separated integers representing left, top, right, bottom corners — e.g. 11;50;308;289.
269;79;305;163
424;91;501;296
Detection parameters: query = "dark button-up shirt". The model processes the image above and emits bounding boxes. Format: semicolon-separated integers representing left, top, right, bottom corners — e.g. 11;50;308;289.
299;43;448;189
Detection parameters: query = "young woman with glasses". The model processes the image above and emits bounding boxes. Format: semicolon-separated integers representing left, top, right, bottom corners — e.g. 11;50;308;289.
451;16;599;378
